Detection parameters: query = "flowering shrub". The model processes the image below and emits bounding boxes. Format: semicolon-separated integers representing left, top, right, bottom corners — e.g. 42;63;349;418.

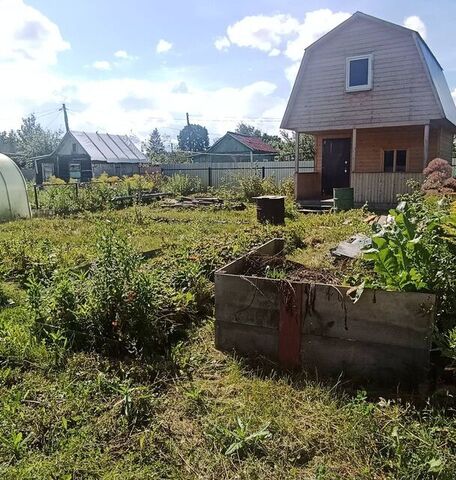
422;158;455;192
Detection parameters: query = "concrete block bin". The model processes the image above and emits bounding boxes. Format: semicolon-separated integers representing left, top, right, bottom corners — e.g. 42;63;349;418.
214;239;436;386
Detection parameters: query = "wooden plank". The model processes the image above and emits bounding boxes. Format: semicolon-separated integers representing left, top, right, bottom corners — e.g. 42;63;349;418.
351;128;356;173
216;321;278;359
423;124;430;168
300;335;429;386
215;274;280;330
301;285;434;350
279;282;302;368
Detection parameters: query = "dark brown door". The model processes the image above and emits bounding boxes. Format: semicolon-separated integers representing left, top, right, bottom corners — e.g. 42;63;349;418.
322;138;351;196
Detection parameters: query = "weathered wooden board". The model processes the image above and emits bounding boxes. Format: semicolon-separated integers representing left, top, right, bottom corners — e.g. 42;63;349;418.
301;285;434;350
216;321;278;360
300;335;429;385
214;239;436;386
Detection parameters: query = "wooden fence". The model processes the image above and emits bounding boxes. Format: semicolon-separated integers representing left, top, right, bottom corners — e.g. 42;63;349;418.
160;160;314;188
351;172;424;208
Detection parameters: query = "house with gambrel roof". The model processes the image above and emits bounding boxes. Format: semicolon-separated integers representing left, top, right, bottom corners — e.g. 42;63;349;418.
281;11;456;208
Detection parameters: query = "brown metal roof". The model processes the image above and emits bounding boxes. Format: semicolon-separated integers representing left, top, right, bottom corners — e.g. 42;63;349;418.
227;132;278;153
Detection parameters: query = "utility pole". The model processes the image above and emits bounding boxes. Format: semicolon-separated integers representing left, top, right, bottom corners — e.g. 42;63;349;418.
60;103;70;132
186;112;190;126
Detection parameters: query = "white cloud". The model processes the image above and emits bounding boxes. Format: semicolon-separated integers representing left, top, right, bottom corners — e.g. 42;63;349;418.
284;9;351;61
285;62;300;85
0;2;283;139
156;39;173;54
403;15;427;39
0;0;70;65
214;36;230;51
225;14;299;54
218;9;350;60
92;60;111;71
217;9;351;85
114;50;128;59
64;78;281;139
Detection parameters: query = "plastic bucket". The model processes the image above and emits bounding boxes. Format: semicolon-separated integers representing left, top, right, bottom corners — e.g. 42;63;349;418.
333;187;354;211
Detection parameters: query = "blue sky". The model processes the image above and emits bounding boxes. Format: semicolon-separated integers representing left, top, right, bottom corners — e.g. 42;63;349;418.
1;0;456;144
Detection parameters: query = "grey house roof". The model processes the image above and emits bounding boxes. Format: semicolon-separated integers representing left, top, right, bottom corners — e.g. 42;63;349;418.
69;131;146;163
417;39;456;127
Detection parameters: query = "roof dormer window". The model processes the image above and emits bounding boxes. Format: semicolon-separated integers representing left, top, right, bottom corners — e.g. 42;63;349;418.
346;54;373;92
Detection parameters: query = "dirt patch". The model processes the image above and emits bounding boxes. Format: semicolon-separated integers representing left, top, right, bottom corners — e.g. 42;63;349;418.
243;254;341;285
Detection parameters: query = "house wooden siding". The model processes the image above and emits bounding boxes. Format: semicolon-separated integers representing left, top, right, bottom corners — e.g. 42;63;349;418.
314;126;453;175
283;18;442;131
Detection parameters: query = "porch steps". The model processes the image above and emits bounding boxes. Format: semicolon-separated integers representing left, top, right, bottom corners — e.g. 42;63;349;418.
297;198;334;214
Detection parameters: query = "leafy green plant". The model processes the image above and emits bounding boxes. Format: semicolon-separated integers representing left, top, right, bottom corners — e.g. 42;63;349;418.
363;204;428;291
209;417;272;457
0;431;29;460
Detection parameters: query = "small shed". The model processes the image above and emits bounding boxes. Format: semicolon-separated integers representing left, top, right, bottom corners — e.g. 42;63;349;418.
0;153;31;221
192;132;278;163
35;130;147;184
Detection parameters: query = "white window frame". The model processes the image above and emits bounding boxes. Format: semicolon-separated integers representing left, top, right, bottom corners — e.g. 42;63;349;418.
345;54;373;92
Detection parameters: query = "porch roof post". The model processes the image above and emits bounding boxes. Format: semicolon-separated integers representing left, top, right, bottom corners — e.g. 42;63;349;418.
295;131;299;174
351;128;357;173
423;124;430;169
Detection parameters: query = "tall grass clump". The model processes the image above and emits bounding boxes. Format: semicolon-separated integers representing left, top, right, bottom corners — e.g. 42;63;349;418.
26;230;199;358
164;173;203;196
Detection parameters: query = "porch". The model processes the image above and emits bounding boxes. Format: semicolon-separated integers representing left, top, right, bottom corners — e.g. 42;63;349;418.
294;124;451;209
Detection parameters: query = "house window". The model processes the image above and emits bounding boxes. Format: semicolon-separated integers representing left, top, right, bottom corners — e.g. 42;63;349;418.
72;143;77;153
383;150;407;172
346;55;373;92
69;163;81;180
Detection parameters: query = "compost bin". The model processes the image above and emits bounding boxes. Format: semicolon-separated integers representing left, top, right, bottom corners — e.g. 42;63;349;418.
215;239;435;387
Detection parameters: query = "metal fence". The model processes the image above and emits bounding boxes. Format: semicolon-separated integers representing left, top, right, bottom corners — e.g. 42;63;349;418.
161;160;314;188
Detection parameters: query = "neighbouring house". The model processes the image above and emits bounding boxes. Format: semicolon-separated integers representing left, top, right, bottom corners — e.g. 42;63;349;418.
34;130;146;184
281;11;456;209
192;131;278;163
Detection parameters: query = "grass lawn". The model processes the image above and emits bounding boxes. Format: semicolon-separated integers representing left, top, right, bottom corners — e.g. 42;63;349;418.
0;204;454;479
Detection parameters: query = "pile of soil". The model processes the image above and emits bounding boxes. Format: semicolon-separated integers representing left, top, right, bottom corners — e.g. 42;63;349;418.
243;254;341;285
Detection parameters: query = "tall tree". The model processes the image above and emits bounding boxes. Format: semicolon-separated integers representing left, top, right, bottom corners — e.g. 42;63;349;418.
0;130;18;155
15;114;62;166
233;122;315;161
235;122;262;137
143;128;165;159
177;124;209;152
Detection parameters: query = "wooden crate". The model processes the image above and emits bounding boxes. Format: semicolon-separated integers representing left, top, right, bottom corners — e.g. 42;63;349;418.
215;239;435;386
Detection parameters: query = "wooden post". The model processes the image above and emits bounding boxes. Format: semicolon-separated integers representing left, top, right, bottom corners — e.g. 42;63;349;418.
250;151;253;162
351;128;357;173
423;124;430;169
33;184;39;210
295;132;299;173
208;167;212;187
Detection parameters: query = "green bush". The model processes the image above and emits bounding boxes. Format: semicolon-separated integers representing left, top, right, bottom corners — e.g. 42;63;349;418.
35;174;167;215
226;173;278;201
